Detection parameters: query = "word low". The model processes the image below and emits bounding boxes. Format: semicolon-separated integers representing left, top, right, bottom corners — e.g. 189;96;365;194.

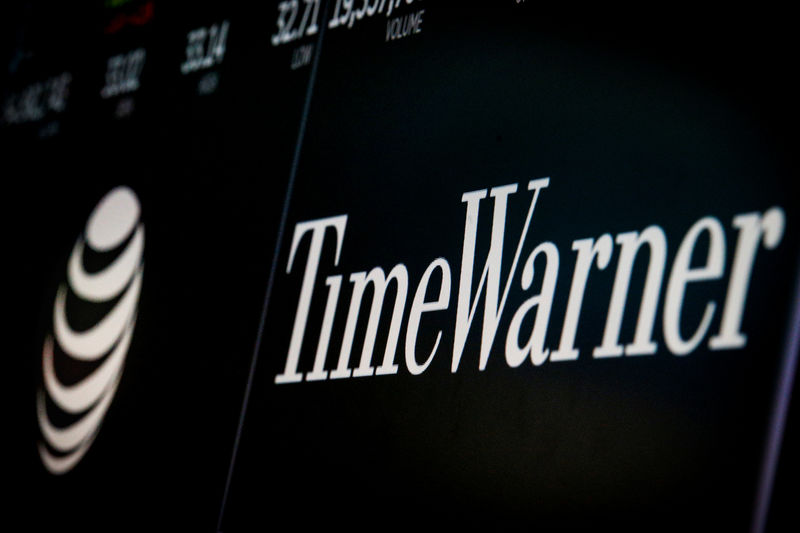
275;178;785;384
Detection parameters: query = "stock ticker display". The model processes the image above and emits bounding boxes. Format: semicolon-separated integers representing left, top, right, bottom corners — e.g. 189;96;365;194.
3;2;799;532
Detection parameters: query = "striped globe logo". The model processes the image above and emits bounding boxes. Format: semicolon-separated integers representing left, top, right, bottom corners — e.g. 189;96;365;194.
37;186;144;474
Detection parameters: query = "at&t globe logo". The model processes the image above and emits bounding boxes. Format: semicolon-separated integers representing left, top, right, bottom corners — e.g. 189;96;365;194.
37;186;144;474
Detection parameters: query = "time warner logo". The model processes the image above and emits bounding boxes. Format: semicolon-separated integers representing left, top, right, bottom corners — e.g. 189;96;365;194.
37;186;144;474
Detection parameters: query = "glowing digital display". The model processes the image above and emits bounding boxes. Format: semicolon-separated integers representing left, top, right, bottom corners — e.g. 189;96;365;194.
3;3;797;532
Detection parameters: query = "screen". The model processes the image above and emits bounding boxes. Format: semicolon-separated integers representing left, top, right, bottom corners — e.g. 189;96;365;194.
4;2;798;532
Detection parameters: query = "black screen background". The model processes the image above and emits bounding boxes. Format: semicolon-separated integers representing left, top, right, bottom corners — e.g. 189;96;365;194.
3;3;799;532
